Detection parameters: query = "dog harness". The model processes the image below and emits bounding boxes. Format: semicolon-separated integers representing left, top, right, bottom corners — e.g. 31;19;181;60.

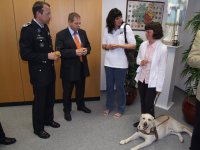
137;127;158;141
137;116;170;141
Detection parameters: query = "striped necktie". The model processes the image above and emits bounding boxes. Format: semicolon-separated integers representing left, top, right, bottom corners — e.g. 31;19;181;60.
74;32;83;62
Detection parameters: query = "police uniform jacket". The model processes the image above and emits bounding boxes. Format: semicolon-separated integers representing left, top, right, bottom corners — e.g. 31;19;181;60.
19;20;55;87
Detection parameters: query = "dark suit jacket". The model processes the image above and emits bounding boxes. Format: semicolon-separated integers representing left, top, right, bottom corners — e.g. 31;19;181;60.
55;28;91;81
19;20;55;87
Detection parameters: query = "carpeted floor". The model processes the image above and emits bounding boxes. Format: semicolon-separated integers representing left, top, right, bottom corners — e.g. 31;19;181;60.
0;87;192;150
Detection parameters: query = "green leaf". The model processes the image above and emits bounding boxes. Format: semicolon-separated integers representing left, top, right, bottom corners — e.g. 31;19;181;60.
124;35;143;88
182;11;200;96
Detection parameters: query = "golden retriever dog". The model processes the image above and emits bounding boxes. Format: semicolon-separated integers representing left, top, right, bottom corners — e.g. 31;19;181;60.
120;113;192;150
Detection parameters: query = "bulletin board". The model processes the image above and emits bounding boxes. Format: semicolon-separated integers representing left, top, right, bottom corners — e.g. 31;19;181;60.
126;0;165;30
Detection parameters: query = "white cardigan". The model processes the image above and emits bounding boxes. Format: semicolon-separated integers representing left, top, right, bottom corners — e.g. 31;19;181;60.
135;40;168;92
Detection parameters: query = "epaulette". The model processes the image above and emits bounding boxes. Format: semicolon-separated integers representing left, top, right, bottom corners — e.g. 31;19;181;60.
22;22;31;27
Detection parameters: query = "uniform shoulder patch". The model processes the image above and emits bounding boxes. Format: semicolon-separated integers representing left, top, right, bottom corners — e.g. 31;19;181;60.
22;22;31;27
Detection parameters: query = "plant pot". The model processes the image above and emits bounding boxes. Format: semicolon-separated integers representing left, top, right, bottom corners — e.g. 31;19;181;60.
125;88;137;105
182;96;196;125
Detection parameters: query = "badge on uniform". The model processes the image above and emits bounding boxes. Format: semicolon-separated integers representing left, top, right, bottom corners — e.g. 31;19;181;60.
40;42;44;48
36;36;45;40
37;28;41;33
22;22;31;27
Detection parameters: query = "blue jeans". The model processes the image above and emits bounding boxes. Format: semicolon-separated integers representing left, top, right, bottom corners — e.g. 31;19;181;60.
105;66;127;114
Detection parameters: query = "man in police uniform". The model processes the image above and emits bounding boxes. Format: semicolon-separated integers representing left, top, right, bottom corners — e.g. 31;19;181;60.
19;1;60;139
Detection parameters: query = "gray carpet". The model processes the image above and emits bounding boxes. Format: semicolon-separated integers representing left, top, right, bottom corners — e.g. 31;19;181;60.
0;87;192;150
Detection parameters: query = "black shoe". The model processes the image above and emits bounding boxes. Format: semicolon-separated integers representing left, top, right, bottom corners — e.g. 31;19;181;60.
64;113;72;121
46;121;60;128
133;121;139;127
34;130;50;139
0;137;16;145
77;106;91;113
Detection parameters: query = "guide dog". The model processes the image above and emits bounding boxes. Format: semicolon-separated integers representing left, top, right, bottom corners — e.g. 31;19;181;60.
120;113;192;150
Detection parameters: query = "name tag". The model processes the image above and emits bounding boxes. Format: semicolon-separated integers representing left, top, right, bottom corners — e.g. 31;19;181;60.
36;36;45;40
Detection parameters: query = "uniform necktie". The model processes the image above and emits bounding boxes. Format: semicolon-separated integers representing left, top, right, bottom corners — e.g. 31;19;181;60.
74;32;83;62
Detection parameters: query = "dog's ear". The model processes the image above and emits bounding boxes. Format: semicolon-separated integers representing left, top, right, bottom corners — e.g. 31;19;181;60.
140;114;145;120
152;118;156;127
141;114;145;117
147;113;154;119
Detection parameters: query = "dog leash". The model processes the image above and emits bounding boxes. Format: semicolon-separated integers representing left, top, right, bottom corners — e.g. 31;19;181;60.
154;93;160;105
156;115;170;127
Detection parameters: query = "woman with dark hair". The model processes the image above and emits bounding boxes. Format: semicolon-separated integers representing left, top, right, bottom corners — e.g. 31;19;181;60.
133;22;167;127
102;8;136;118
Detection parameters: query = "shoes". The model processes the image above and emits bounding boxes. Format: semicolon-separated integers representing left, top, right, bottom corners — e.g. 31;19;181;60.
46;121;60;128
64;113;72;121
77;106;91;113
103;109;110;116
133;121;139;127
0;137;16;145
34;130;50;139
113;112;122;119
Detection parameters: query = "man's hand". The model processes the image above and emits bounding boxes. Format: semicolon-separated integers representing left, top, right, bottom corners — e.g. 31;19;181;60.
54;51;61;57
76;48;84;56
48;52;60;61
82;48;87;55
76;48;87;56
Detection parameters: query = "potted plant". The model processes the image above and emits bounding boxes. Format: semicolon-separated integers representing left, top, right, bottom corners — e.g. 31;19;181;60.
181;11;200;125
125;35;143;105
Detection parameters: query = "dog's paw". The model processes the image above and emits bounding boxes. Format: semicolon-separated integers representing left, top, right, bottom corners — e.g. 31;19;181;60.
130;148;138;150
179;137;184;143
120;140;127;145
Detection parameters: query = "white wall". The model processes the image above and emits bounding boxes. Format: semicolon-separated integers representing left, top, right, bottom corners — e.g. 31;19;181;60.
101;0;167;90
174;0;200;91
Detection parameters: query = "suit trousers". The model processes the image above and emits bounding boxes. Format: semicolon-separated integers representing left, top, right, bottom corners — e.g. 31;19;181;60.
190;100;200;150
138;81;157;117
62;65;86;113
32;82;55;133
0;122;5;139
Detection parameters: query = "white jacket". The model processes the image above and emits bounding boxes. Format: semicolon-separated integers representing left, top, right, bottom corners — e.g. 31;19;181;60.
135;40;168;92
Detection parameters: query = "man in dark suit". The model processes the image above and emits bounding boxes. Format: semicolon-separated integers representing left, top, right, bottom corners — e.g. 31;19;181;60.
0;122;16;145
19;1;60;139
56;12;91;121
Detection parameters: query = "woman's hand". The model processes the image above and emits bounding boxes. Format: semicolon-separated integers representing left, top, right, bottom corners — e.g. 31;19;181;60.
110;44;120;49
102;44;124;50
102;44;112;50
140;59;149;66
